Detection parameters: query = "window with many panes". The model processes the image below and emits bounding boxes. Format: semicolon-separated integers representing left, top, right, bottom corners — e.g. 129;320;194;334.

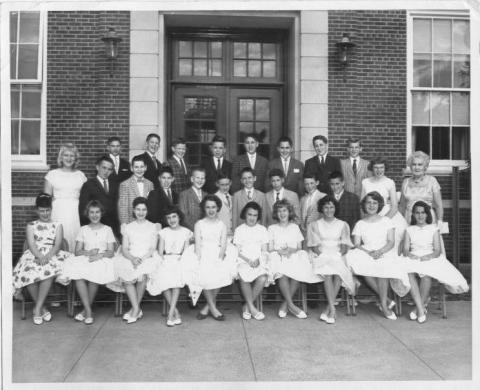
410;14;470;164
10;11;46;166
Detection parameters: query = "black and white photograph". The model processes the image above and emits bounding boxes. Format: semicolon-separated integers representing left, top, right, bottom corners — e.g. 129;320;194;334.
1;0;478;388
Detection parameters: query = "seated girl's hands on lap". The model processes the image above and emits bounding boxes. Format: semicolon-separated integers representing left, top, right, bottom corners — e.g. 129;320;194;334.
131;257;142;268
250;258;260;268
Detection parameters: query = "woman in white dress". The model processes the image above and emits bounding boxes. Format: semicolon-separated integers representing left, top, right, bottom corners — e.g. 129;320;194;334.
346;191;411;320
306;196;356;324
44;143;87;251
147;206;193;327
360;157;407;254
107;197;160;324
268;199;321;319
233;201;269;321
58;200;116;325
401;201;469;323
188;195;237;321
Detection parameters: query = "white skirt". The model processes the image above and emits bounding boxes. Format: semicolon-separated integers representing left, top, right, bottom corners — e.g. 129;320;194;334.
146;254;185;296
345;249;411;297
57;255;116;285
268;250;322;284
399;255;469;294
311;251;357;294
237;259;269;284
106;253;160;293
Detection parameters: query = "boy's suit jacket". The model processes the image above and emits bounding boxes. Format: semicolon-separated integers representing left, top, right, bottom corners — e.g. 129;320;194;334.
134;151;162;189
178;187;207;231
215;190;233;235
201;156;233;194
146;187;178;225
118;176;154;225
231;154;269;193
264;189;300;226
340;157;371;198
165;157;191;195
265;157;304;196
79;177;120;237
232;188;267;229
304;154;341;194
109;156;132;184
299;190;326;234
336;190;361;232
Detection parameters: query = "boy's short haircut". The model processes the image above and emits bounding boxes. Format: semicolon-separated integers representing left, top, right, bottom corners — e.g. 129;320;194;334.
303;172;318;181
131;155;147;166
329;170;344;181
171;137;187;147
312;135;328;144
244;133;259;142
96;155;114;166
158;166;174;176
216;172;231;182
191;166;206;176
277;136;293;146
346;137;362;147
211;135;226;145
240;167;255;177
269;168;285;179
106;136;121;144
146;133;161;142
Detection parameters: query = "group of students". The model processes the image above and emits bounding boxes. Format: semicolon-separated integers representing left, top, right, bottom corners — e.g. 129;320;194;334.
12;133;469;327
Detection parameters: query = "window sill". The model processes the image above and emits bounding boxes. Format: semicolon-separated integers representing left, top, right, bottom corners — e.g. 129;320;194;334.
11;162;50;172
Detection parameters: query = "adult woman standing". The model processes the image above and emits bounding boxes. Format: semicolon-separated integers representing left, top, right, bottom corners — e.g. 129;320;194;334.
361;157;407;254
44;143;87;251
398;151;444;226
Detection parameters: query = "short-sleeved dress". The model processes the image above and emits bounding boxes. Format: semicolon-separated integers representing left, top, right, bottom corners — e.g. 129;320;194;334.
45;169;87;251
306;218;357;294
57;225;117;285
362;176;407;253
401;175;441;224
345;217;410;297
147;226;193;296
233;223;270;283
107;220;160;292
400;224;469;294
182;219;237;302
267;223;321;284
13;220;71;297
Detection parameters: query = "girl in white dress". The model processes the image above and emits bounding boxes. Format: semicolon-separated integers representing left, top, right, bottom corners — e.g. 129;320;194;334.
361;157;407;254
306;196;356;324
12;193;71;325
108;197;160;324
58;200;116;324
44;143;87;251
233;201;269;321
346;191;411;320
401;201;469;323
187;195;237;321
268;199;321;319
147;206;193;327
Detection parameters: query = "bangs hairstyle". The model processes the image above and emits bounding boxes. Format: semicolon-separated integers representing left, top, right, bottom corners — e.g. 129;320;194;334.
272;199;296;222
368;156;389;172
57;143;80;169
84;199;105;218
132;196;148;209
240;201;262;221
317;195;340;217
360;191;385;214
163;205;184;224
410;201;433;225
200;194;222;215
35;193;52;208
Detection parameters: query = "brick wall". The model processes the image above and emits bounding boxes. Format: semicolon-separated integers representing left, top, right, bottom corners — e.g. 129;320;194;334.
11;11;130;260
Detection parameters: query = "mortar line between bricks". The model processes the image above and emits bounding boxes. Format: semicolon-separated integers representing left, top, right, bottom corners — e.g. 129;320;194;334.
62;312;111;382
240;319;258;381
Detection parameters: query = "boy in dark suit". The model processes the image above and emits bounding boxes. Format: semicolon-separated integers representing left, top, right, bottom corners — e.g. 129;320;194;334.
134;133;162;189
79;155;120;238
201;135;233;194
106;136;131;184
178;167;207;231
304;135;341;194
329;171;360;232
165;138;190;195
340;137;371;198
147;166;178;226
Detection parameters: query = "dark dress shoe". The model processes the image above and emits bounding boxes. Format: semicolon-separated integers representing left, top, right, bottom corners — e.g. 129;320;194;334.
196;312;208;320
212;313;225;321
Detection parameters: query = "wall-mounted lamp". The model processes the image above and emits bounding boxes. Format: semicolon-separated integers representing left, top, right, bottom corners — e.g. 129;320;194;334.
335;33;356;82
101;27;122;77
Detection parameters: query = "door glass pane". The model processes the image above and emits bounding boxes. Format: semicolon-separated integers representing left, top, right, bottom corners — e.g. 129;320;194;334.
237;98;271;159
453;55;469;88
413;19;431;52
20;121;41;154
452;127;469;160
413;126;430;155
239;99;254;121
431;92;450;125
255;122;269;142
412;92;429;124
452;92;469;125
255;99;270;121
239;122;254;134
413;53;431;87
19;12;40;43
17;44;38;79
453;20;469;53
433;54;451;88
432;127;450;159
433;19;451;53
11;120;20;154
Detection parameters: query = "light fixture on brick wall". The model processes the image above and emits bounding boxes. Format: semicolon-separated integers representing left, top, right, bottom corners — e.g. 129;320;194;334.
101;27;122;77
336;33;355;82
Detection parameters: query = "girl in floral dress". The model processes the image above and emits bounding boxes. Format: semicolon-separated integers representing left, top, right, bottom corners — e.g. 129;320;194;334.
12;193;71;325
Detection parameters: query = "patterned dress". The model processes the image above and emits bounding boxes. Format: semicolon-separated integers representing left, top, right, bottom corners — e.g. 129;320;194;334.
13;220;71;297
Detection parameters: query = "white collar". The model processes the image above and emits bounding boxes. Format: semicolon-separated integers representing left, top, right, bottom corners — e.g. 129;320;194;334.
334;190;344;200
173;155;183;164
97;175;107;183
274;188;284;198
350;157;359;163
318;153;328;160
213;156;223;162
245;188;254;195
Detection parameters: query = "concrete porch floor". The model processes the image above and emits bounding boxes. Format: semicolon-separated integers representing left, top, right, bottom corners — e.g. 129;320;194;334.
11;299;471;383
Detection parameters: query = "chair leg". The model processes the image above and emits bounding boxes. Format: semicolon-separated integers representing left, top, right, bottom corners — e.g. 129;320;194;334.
344;288;351;316
441;284;447;319
67;284;75;317
162;296;168;316
351;294;357;316
301;283;307;313
395;294;402;316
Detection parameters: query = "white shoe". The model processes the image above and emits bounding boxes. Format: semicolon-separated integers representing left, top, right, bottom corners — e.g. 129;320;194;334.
417;311;427;324
385;311;397;320
278;309;287;318
319;312;328;322
174;317;182;325
253;312;265;321
75;312;86;322
409;311;417;321
166;319;175;327
242;306;252;320
289;308;307;319
326;316;336;324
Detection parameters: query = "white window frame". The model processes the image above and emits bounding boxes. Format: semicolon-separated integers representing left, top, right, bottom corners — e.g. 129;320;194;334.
11;10;48;171
406;10;470;174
